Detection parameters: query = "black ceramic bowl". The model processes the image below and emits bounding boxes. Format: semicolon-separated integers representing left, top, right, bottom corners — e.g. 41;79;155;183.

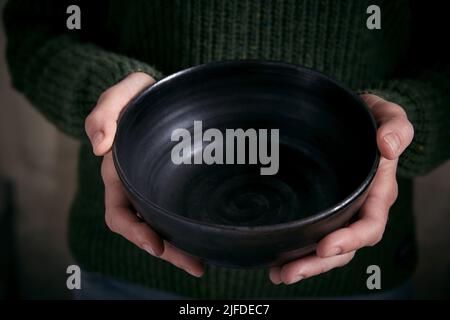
113;60;379;268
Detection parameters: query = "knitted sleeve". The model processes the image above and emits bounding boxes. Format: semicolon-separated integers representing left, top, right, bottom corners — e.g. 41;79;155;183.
364;2;450;178
3;0;161;140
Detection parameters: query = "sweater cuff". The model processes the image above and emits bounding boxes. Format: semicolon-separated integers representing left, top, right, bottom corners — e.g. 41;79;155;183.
362;78;450;177
75;44;163;120
67;43;163;141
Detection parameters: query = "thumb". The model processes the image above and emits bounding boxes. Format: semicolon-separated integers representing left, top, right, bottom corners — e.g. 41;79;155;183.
85;72;155;155
362;94;414;160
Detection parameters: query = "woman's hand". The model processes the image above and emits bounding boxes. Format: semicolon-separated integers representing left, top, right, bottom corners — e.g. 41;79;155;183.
85;72;204;278
269;94;414;285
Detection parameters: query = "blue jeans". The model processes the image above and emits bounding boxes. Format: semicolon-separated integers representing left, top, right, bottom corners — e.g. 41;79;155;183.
73;271;413;300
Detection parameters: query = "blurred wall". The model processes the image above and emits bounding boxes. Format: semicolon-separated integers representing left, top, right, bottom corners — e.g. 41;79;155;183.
0;0;78;299
414;170;450;298
0;0;449;299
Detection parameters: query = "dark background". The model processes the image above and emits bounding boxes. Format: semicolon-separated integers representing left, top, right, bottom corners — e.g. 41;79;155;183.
0;0;449;299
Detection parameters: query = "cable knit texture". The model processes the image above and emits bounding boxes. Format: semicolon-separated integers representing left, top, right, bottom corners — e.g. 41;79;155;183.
3;0;449;298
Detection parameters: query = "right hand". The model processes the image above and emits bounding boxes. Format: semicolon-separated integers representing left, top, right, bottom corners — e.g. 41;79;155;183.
85;72;204;278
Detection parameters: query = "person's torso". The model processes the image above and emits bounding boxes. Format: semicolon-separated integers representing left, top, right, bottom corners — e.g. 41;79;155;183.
85;0;412;89
71;0;417;297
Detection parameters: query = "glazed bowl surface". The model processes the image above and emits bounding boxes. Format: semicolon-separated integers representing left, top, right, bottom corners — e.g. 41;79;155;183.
113;60;379;267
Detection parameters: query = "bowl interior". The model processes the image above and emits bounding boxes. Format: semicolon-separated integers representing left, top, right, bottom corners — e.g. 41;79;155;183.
114;61;378;227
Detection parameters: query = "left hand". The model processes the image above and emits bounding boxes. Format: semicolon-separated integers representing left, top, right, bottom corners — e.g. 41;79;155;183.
269;94;414;285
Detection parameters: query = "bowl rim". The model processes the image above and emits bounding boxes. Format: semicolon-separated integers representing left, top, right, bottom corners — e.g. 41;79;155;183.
113;59;380;233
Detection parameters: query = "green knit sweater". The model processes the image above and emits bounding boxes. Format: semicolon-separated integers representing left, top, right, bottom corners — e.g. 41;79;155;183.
4;0;450;298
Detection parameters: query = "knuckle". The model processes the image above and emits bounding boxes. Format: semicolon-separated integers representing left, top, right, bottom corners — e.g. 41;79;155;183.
371;233;384;246
129;72;154;86
104;211;116;232
369;227;385;246
390;182;399;204
98;89;116;103
85;111;103;133
388;102;407;116
298;270;311;279
84;112;96;132
377;124;390;138
373;232;383;245
382;182;398;208
84;114;91;128
404;121;415;141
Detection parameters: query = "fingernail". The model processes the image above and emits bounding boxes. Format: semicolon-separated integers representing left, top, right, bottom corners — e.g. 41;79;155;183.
184;267;203;278
286;274;304;285
384;133;400;155
272;279;282;285
270;275;282;285
136;212;144;220
142;244;155;256
327;246;343;257
92;131;104;147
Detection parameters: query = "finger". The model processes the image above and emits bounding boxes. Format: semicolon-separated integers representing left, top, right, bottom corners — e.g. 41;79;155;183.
104;204;164;257
269;266;282;285
102;152;202;278
160;241;205;278
361;94;414;160
85;72;155;156
280;251;355;285
317;158;398;258
102;153;164;256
